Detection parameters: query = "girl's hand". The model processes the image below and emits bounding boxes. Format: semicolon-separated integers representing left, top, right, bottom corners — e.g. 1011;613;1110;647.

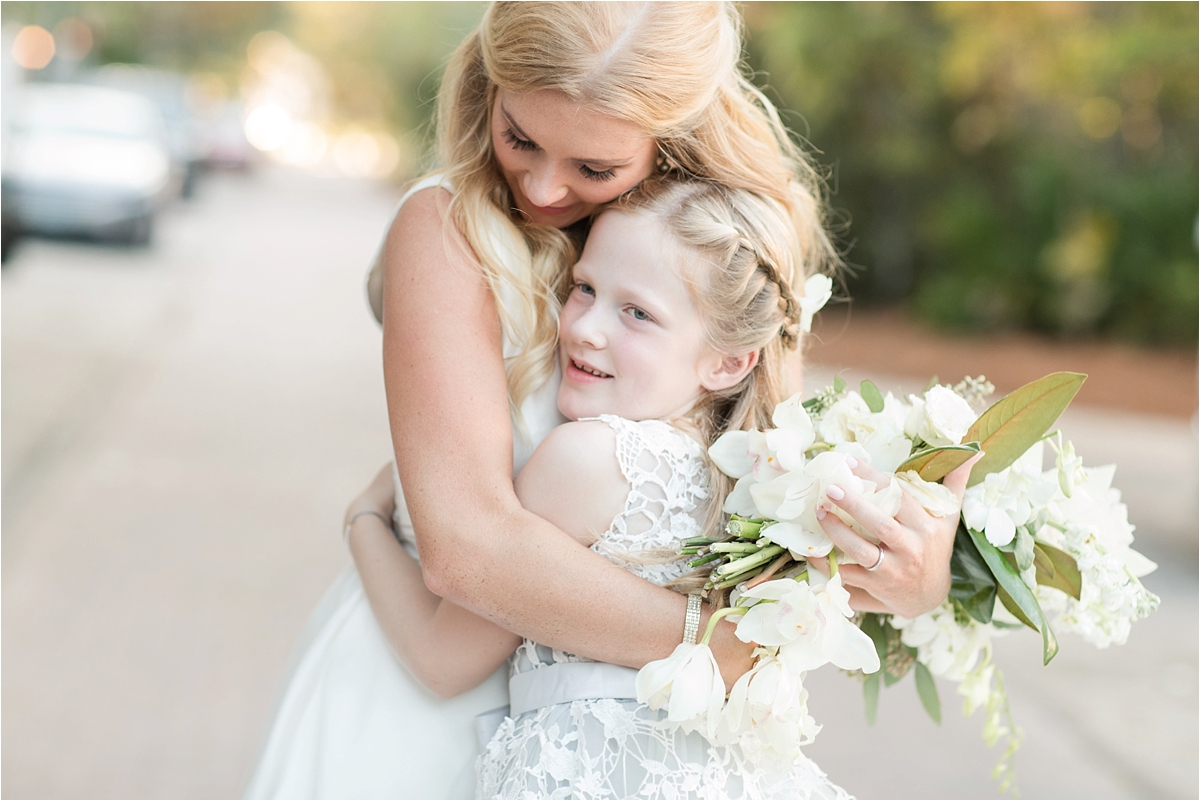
808;453;983;619
344;464;397;531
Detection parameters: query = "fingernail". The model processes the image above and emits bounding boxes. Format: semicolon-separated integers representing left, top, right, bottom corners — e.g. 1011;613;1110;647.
816;507;827;520
845;455;858;468
826;485;845;501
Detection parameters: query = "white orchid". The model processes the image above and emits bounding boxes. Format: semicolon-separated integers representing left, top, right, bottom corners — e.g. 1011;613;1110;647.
962;443;1057;547
717;654;820;760
798;273;833;334
892;602;999;682
635;642;725;735
734;574;880;673
906;385;977;447
895;470;960;517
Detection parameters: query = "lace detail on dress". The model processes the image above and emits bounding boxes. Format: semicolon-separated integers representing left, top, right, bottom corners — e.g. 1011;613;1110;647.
479;417;851;800
591;415;711;585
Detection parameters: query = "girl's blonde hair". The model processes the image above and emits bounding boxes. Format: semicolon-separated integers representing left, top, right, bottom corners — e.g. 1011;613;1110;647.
614;181;800;572
431;1;837;422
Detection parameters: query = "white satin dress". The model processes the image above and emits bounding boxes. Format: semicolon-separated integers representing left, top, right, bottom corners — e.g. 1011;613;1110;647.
244;176;566;799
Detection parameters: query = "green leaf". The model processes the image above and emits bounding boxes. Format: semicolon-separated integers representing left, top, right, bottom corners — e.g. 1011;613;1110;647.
913;661;942;724
1014;527;1035;572
860;613;889;663
895;442;981;482
949;522;996;624
1033;541;1082;600
833;375;847;393
968;528;1060;664
860;379;885;413
965;372;1087;487
863;670;880;726
924;375;940;392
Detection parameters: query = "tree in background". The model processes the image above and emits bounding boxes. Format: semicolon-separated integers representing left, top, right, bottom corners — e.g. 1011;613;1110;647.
744;2;1197;345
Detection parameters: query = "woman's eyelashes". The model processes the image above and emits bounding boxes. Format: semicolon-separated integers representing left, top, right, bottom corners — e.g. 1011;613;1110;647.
579;164;617;182
500;127;536;152
500;128;618;183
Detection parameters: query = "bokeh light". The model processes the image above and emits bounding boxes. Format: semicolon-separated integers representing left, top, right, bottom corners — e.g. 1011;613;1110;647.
52;18;92;62
244;103;293;152
12;25;55;70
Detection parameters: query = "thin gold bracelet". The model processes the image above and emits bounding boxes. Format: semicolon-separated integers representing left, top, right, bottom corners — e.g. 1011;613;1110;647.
343;509;392;545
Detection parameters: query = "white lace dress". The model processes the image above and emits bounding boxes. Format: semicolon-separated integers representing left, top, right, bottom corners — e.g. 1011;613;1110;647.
477;416;849;800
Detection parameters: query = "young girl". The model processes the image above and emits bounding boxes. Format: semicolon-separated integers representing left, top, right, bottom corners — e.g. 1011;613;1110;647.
362;180;849;799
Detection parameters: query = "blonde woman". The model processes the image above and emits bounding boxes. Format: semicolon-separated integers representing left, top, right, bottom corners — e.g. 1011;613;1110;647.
247;4;957;798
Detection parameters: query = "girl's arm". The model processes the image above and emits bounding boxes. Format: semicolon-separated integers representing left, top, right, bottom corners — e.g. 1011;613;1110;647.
347;422;627;698
351;188;755;689
347;467;521;699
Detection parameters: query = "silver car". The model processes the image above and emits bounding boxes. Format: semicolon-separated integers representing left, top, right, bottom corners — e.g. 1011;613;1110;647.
3;83;174;245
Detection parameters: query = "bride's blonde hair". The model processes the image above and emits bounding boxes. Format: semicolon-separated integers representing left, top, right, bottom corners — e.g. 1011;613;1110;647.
433;1;836;419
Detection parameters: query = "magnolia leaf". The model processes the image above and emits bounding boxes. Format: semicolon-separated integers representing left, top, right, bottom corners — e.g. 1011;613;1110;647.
863;670;881;726
860;379;885;413
895;442;981;482
914;661;942;724
950;522;996;624
1033;541;1082;600
965;372;1087;487
833;375;847;393
970;528;1059;664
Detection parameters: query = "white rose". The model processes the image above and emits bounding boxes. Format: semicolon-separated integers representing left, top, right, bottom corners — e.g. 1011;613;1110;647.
908;385;977;446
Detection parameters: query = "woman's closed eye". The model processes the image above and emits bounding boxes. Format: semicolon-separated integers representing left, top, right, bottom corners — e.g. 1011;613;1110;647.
579;164;617;183
501;127;536;152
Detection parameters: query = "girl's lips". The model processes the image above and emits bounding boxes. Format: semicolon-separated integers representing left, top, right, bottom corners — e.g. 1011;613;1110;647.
566;357;611;382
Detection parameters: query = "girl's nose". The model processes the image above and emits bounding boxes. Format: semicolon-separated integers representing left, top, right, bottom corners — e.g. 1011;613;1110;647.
569;306;608;350
522;165;570;208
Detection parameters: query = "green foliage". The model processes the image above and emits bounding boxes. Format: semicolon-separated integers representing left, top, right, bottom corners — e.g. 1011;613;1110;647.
859;379;885;412
745;2;1198;345
895;441;980;482
913;661;942;725
968;528;1060;665
950;522;998;623
965;372;1085;486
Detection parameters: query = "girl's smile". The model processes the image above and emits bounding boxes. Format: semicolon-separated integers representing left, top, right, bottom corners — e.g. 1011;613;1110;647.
557;209;726;423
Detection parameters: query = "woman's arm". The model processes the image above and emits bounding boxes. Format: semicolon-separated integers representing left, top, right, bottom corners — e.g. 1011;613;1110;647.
346;467;521;698
352;187;754;688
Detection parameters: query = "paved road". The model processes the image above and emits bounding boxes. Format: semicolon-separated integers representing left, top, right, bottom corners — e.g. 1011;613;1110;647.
2;167;1195;799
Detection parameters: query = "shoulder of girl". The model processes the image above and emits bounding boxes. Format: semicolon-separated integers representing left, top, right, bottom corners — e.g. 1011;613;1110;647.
536;420;619;471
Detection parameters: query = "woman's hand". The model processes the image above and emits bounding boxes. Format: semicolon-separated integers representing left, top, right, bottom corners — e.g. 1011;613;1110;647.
344;464;396;531
808;452;984;619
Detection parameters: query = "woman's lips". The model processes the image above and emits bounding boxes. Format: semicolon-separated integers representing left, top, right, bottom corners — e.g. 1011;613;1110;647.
529;201;575;217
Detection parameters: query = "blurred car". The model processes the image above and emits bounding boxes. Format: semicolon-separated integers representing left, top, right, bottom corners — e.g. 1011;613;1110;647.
92;65;206;197
2;83;174;245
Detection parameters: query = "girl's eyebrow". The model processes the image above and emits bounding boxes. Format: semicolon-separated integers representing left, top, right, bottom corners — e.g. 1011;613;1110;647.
499;103;634;170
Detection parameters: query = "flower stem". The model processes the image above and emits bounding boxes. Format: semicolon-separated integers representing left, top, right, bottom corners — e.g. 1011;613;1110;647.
699;606;742;646
828;550;839;577
743;552;795;589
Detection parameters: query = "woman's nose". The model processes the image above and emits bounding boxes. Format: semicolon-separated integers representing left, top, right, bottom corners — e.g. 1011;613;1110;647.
522;165;570;208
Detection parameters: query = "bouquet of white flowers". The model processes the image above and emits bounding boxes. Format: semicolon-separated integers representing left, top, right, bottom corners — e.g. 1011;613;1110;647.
636;371;1159;789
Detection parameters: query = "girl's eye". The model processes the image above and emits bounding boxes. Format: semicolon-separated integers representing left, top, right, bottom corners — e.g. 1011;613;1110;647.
627;306;651;322
579;164;617;183
575;281;595;296
501;128;536;152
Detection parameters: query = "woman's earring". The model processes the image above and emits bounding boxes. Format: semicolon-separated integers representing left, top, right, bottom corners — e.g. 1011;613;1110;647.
656;147;676;174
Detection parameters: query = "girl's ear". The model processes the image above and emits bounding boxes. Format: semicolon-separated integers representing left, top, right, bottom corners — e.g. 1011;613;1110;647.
699;349;759;392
